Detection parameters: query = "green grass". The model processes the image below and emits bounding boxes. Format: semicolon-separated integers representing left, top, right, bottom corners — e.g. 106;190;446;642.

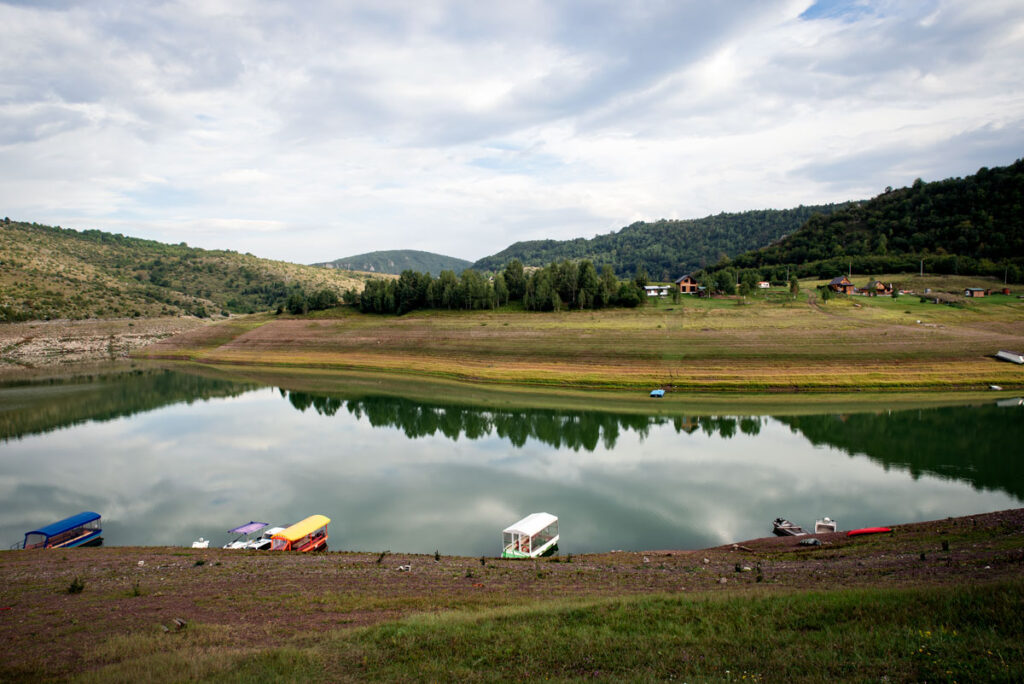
71;581;1024;682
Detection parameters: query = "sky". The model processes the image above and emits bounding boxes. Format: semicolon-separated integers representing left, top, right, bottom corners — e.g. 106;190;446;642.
1;0;1023;264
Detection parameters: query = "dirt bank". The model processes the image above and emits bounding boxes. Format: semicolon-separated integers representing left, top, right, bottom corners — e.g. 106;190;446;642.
0;317;211;378
2;508;1022;679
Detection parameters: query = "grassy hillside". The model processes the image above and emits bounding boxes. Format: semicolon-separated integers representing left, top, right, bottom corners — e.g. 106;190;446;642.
472;204;852;280
0;220;385;321
713;158;1024;281
314;249;472;276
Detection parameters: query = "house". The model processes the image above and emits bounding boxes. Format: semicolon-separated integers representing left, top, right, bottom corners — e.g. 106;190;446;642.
674;274;699;294
865;280;893;296
757;281;770;289
644;285;671;297
828;276;855;294
964;288;989;298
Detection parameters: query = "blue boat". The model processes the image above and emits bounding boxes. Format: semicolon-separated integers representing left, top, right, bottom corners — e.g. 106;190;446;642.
22;511;103;549
650;389;665;398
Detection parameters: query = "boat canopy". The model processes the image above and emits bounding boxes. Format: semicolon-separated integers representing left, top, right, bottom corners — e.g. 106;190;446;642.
228;521;268;535
26;511;100;538
503;512;557;538
273;515;330;542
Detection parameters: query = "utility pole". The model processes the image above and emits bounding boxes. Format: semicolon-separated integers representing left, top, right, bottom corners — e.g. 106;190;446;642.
920;259;923;277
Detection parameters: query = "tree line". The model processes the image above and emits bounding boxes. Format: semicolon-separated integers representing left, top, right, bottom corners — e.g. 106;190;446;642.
341;259;650;314
701;159;1024;282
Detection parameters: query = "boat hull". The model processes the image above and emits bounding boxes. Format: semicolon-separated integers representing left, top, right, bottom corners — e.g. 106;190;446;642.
502;538;559;559
50;531;103;549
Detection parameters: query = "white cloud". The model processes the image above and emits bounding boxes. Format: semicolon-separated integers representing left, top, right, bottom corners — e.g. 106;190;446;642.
0;0;1022;263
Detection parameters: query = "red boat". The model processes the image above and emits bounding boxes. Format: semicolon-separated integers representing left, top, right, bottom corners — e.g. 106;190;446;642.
847;526;892;537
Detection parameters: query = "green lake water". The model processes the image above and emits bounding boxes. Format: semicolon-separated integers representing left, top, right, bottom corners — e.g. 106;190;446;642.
1;368;1021;555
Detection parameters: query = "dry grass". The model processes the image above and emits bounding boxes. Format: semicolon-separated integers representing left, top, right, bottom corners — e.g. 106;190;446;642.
141;291;1024;392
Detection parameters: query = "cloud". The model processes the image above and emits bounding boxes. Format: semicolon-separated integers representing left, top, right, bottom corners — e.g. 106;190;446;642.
0;0;1022;263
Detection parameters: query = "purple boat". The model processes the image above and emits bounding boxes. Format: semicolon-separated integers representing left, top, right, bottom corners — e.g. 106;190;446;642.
223;521;269;549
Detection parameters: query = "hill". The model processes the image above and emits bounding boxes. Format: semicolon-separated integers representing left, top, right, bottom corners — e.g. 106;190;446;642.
709;159;1024;281
314;249;472;276
472;204;851;280
0;220;382;321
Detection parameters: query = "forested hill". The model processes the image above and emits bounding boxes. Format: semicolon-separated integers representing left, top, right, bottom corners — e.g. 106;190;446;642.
314;249;472;276
472;205;851;280
710;159;1024;281
0;220;381;321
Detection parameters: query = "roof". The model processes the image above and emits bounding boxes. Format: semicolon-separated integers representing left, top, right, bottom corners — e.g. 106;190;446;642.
273;515;330;542
674;274;696;283
965;287;987;292
503;512;557;537
27;511;100;538
829;276;850;285
228;521;268;535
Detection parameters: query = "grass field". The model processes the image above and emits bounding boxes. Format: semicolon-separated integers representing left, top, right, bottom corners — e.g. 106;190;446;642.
142;275;1024;393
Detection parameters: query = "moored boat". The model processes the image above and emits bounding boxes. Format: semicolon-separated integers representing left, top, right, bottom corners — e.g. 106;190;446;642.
247;526;285;550
223;521;269;549
22;511;103;549
814;517;837;534
270;515;330;552
502;512;559;559
772;517;808;536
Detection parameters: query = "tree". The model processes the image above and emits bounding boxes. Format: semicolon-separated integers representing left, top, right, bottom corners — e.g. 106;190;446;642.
577;260;599;309
503;260;526;301
789;276;800;297
633;266;648;289
713;270;735;295
493;272;508;307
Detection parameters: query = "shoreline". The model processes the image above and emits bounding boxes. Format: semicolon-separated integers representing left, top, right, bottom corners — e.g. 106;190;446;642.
2;508;1022;680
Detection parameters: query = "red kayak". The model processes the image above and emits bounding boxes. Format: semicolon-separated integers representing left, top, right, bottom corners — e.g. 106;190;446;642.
847;527;892;537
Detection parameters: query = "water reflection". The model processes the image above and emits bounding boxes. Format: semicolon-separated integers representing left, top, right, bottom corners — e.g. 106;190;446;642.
0;372;1020;555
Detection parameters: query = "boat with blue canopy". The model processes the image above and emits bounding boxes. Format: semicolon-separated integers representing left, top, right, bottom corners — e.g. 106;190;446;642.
223;521;269;549
22;511;102;549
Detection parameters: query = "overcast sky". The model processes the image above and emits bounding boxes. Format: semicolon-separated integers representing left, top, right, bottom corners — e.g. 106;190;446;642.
2;1;1022;264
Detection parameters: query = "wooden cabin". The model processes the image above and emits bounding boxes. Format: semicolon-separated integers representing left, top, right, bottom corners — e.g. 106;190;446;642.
964;287;988;298
674;274;699;294
828;276;855;294
865;280;893;296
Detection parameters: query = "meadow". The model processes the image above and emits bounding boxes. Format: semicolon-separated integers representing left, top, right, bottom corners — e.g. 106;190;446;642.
142;275;1024;394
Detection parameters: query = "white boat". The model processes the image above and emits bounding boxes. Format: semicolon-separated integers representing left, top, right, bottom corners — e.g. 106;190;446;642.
502;512;559;559
247;526;286;550
815;517;837;534
191;537;210;549
223;521;269;549
995;350;1024;364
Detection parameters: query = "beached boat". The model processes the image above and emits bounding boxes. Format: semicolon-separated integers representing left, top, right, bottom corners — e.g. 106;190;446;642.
191;537;210;548
815;517;837;534
247;526;285;550
772;517;808;536
21;511;102;549
223;521;269;549
502;512;559;559
996;350;1024;364
650;389;665;398
270;515;330;552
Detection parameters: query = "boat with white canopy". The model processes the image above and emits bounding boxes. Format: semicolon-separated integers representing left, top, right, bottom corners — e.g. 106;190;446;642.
502;512;559;559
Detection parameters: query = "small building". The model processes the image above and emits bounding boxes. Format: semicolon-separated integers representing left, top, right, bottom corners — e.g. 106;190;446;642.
828;276;855;294
964;288;988;298
674;274;700;294
644;285;671;297
757;281;770;289
865;280;893;296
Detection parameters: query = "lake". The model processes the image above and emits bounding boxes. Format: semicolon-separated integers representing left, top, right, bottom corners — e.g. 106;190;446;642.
1;368;1021;555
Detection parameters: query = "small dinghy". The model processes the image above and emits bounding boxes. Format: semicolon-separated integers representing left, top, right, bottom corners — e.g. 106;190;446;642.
191;537;210;548
223;521;269;549
772;517;808;536
815;517;837;534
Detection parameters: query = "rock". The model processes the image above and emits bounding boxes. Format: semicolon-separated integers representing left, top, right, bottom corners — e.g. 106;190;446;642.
702;558;710;564
718;577;728;584
799;538;822;546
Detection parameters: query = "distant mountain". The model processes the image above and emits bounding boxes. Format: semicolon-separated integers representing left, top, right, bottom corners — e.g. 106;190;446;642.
0;220;381;321
472;205;851;281
314;250;472;276
710;158;1024;281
